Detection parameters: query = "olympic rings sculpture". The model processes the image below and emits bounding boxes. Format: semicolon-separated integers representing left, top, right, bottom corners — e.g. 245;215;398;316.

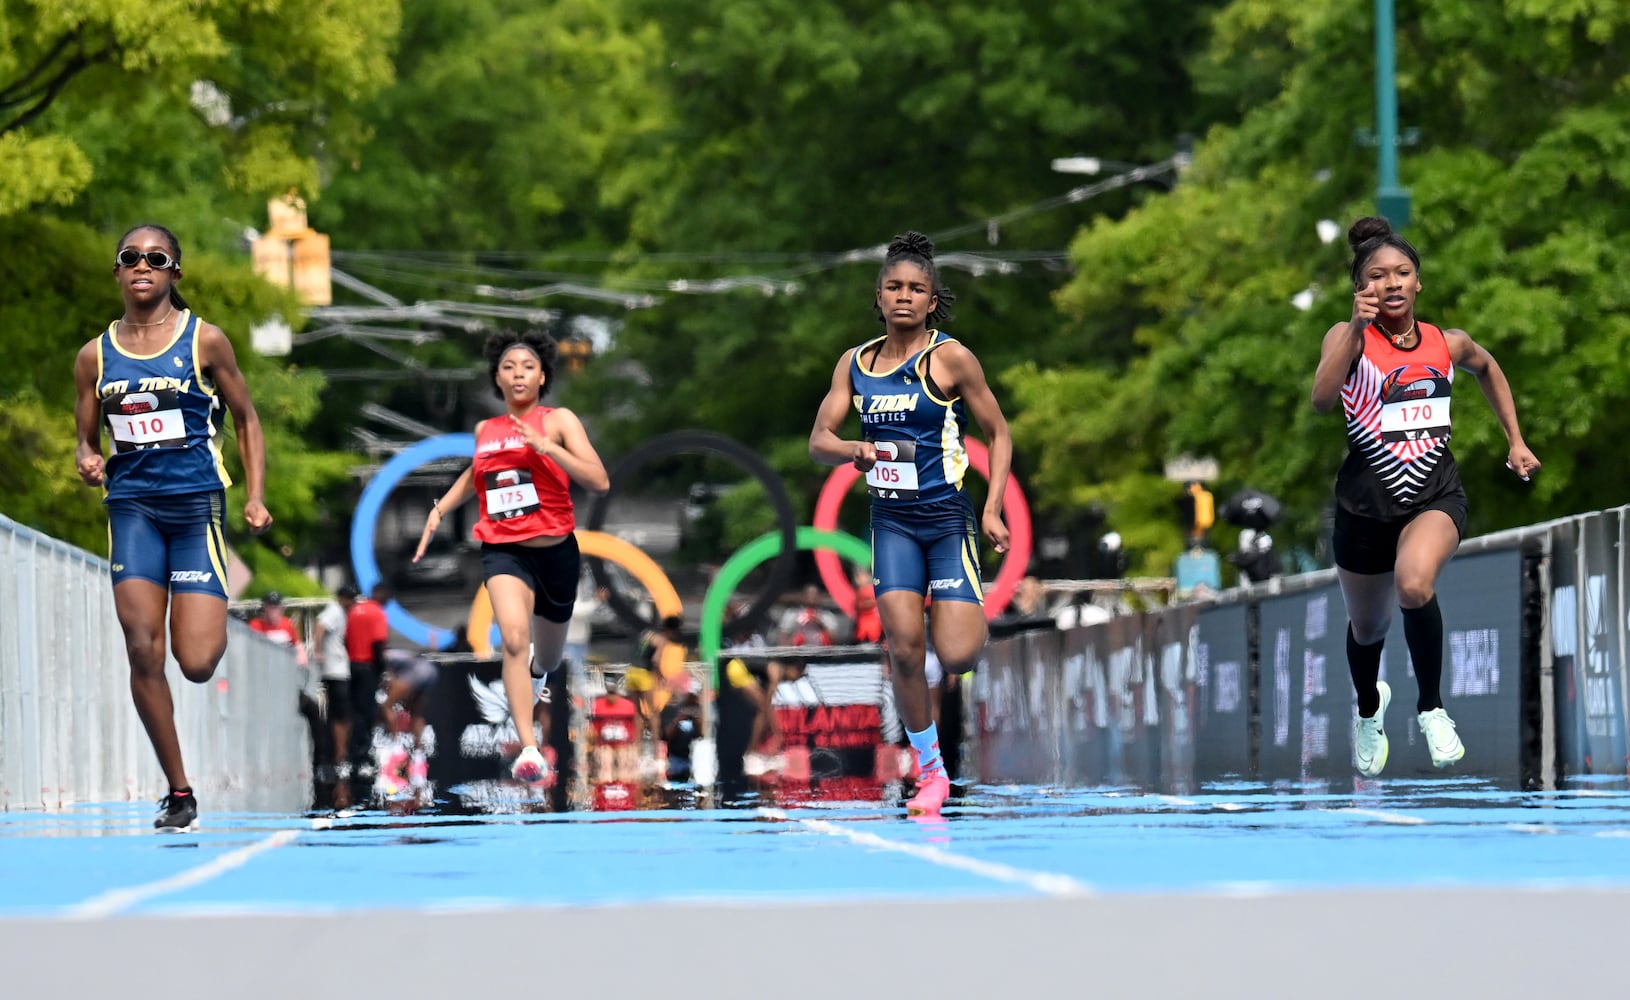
350;434;686;650
698;526;872;668
810;438;1032;620
350;433;476;649
586;430;798;639
353;432;1032;651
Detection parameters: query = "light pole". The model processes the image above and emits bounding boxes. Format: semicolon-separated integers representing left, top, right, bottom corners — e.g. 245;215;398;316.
1374;0;1411;227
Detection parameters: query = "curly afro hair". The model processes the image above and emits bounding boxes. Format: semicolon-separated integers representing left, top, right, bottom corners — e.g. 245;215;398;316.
482;328;558;399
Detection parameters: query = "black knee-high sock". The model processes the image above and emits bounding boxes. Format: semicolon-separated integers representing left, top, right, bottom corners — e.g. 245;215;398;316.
1348;626;1385;717
1403;596;1444;713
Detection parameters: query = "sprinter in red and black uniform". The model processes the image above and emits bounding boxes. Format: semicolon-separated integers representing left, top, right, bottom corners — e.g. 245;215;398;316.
413;330;609;784
1311;216;1540;778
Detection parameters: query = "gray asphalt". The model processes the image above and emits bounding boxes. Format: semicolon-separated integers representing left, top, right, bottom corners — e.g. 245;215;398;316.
4;887;1622;999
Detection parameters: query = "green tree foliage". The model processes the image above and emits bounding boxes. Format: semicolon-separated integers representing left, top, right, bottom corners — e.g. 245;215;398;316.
0;215;354;575
17;0;1625;594
0;1;398;583
0;393;109;546
0;0;399;217
570;0;1225;515
319;0;664;251
1010;0;1630;575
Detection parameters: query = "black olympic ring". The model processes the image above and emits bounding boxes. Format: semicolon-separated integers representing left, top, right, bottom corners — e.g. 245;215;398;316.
586;429;798;640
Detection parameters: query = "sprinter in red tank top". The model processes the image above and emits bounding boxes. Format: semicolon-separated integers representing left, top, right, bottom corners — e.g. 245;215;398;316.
1311;216;1540;779
413;330;609;785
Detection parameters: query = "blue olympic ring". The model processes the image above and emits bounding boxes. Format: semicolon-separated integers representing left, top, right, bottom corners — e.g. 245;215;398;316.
349;433;474;650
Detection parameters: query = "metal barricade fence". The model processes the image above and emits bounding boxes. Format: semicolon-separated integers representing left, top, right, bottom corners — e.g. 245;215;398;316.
970;503;1630;792
0;514;309;812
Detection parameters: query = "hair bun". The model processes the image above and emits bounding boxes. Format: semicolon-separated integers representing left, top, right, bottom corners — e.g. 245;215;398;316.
888;230;935;259
1347;216;1392;251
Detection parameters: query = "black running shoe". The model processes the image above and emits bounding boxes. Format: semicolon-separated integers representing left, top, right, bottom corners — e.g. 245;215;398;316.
154;789;198;832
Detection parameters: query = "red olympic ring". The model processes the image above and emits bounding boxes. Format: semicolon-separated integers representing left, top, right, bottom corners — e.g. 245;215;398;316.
812;438;1032;620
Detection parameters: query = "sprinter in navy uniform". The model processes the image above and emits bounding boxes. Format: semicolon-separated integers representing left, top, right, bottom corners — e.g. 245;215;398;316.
73;224;271;832
809;231;1014;815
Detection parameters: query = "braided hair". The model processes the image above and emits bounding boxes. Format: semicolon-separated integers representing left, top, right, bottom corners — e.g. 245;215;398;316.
483;328;558;399
116;223;190;310
1347;216;1420;287
875;230;955;327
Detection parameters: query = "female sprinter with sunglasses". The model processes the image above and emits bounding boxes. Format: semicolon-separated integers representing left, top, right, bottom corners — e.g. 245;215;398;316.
413;329;610;787
73;224;272;832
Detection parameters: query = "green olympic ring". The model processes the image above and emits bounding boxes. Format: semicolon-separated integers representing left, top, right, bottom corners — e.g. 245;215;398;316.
699;526;873;673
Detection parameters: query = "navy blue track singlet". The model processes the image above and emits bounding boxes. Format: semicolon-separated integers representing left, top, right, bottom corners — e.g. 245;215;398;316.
848;331;969;507
95;310;232;500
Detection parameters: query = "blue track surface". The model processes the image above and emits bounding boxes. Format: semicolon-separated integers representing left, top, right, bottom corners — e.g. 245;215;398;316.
6;779;1630;919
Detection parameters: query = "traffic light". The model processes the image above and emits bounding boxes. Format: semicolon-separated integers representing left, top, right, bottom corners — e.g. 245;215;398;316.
557;337;593;373
251;191;331;306
1176;480;1214;544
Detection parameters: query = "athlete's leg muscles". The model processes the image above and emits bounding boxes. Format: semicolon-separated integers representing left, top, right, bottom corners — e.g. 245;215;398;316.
928;599;987;674
530;615;570;745
168;593;228;684
488;573;541;750
1337;568;1395;644
877;588;931;732
1394;510;1459;609
114;578;189;790
164;492;231;684
1337;568;1393;717
1396;510;1459;712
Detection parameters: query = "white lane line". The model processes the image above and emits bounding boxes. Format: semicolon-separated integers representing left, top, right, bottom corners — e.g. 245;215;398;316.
757;808;1093;897
1159;795;1246;812
66;828;302;920
1335;808;1428;826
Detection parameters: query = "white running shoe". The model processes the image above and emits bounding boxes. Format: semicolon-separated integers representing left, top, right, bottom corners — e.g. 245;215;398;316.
1417;708;1466;768
512;745;549;784
1353;681;1391;778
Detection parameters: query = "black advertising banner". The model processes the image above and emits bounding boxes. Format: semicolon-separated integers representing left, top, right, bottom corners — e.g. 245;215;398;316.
1188;600;1253;782
423;658;572;812
713;648;892;803
425;658;509;790
1055;614;1159;788
1377;547;1524;779
1146;604;1196;794
1549;519;1588;776
1256;583;1345;784
1054;624;1109;787
767;659;888;803
976;629;1062;783
1555;513;1628;777
1250;549;1526;785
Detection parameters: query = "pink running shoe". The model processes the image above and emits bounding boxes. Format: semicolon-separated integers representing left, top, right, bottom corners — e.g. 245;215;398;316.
512;745;548;784
905;769;951;815
379;746;411;795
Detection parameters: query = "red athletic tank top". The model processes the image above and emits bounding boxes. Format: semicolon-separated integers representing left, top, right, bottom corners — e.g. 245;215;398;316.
470;409;575;542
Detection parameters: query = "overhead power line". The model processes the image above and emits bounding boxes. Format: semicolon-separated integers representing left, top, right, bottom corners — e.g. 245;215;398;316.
319;157;1174;306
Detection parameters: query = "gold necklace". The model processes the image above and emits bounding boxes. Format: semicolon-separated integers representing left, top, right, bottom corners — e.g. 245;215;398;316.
1387;320;1418;348
119;305;175;330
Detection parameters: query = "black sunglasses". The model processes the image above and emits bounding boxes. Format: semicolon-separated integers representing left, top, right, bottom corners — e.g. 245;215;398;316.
116;248;178;270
